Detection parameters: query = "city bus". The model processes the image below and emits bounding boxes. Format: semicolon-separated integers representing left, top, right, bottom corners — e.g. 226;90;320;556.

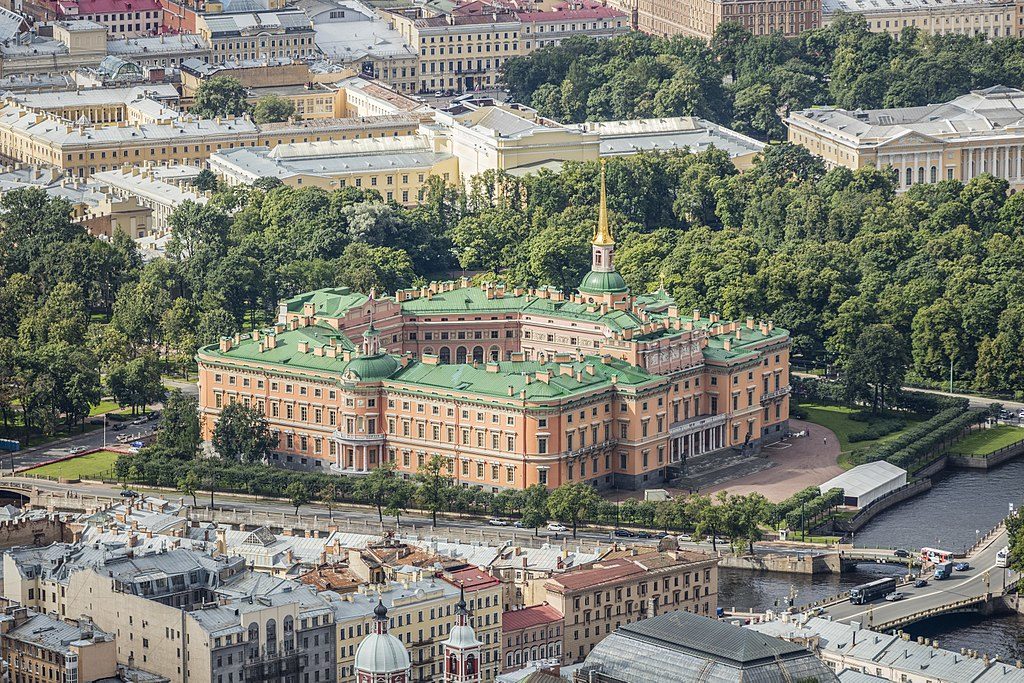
849;577;898;605
996;547;1010;568
921;547;954;564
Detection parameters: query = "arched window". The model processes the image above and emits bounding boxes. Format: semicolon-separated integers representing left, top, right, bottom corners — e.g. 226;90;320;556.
489;345;500;362
905;167;913;186
439;347;451;364
265;619;277;655
423;347;434;357
930;166;937;183
247;623;259;658
448;653;459;674
918;167;925;184
466;654;477;674
472;346;484;363
283;616;294;652
456;347;467;364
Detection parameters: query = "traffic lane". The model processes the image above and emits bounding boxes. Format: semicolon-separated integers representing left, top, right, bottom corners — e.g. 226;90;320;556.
823;564;1001;623
17;478;722;550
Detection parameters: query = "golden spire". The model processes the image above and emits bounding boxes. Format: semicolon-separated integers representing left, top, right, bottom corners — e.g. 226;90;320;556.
594;159;614;247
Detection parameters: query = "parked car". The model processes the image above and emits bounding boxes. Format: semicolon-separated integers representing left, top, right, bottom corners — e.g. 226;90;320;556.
547;523;567;532
110;423;126;432
68;446;86;454
678;534;693;543
914;579;929;588
884;592;905;602
653;531;669;539
637;531;653;539
954;562;971;571
131;417;147;425
894;548;910;558
512;521;524;528
120;490;138;498
613;529;635;538
487;518;508;526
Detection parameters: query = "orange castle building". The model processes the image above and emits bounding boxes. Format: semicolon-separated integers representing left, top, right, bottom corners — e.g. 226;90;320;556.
196;168;791;491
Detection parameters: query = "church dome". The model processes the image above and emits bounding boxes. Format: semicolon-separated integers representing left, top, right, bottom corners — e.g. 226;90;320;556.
354;603;411;674
445;622;484;649
580;269;629;294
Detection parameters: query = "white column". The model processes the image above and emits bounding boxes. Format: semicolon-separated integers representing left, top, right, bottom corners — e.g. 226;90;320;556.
1017;145;1022;179
699;430;705;454
968;149;974;179
362;446;368;472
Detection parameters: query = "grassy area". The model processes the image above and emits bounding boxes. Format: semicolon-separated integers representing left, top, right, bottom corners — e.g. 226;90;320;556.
89;400;120;416
801;402;928;469
950;425;1024;456
26;449;122;480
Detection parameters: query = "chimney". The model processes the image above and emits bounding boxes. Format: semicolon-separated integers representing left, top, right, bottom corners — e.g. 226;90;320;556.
692;309;700;321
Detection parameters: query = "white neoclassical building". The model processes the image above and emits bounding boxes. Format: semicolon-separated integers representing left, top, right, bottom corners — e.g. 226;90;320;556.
787;85;1024;191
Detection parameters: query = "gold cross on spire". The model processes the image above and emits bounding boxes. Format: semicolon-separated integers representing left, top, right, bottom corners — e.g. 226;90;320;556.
593;159;614;247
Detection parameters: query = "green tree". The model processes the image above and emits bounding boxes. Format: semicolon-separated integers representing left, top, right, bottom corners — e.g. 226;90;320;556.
177;468;201;507
416;454;455;527
318;481;340;519
107;354;165;415
191;76;249;118
687;494;724;551
285;481;310;515
211;402;277;463
384;479;416;526
546;482;600;538
156;389;201;459
251;95;296;124
356;460;401;524
192;169;219;193
520;484;550;536
845;323;910;412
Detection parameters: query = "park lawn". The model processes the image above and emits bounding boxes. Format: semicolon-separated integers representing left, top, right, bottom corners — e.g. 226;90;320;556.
89;400;121;416
951;425;1024;456
26;449;122;480
801;403;928;467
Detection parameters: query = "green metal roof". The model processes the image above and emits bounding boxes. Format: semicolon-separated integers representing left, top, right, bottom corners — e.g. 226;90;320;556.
283;288;369;318
579;270;629;294
392;356;658;400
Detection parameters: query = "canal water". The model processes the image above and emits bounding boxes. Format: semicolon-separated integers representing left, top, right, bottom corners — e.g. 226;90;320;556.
719;458;1024;660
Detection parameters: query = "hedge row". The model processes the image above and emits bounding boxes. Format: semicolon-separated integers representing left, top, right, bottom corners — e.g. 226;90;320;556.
853;406;983;470
775;486;820;519
848;418;906;442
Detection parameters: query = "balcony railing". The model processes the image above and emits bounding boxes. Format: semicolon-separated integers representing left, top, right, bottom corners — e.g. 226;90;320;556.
760;385;791;404
244;648;306;682
332;430;385;444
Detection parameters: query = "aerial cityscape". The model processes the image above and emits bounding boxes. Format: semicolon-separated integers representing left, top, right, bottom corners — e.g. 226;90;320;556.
0;0;1023;680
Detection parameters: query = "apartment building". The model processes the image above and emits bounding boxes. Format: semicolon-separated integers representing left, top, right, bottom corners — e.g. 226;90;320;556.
196;172;791;490
518;3;629;49
384;7;524;94
787;85;1024;191
21;0;162;37
5;544;338;683
0;93;420;177
91;165;207;230
442;567;502;683
823;0;1021;38
209;134;456;203
609;0;821;39
0;607;119;683
500;604;563;673
105;33;212;69
327;579;464;682
539;549;719;664
195;11;319;63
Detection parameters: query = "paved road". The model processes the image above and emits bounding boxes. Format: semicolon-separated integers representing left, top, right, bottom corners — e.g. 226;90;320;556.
10;476;771;554
792;372;1024;412
818;530;1012;629
3;418;159;474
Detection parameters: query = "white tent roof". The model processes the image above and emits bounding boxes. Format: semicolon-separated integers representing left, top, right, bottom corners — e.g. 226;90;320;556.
819;461;906;498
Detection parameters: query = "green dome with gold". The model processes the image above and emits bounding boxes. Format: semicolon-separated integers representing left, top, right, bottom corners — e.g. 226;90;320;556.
347;353;400;381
